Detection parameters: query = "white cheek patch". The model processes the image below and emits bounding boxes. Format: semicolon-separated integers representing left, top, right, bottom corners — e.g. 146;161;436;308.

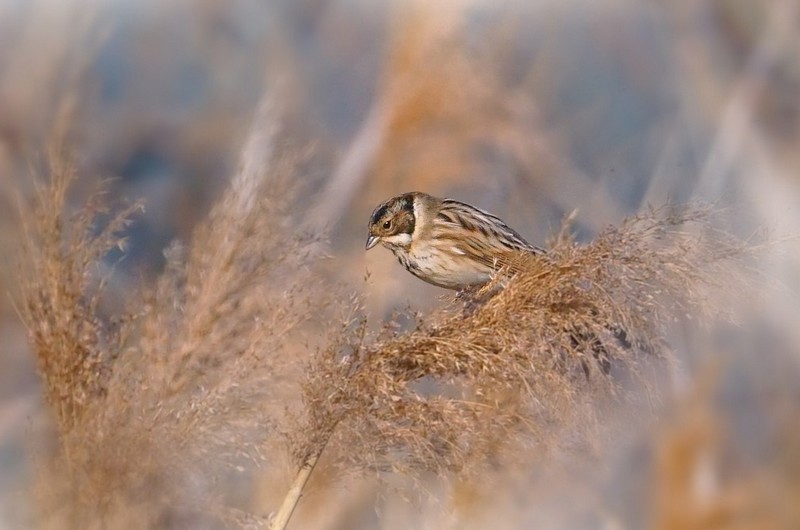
383;233;412;248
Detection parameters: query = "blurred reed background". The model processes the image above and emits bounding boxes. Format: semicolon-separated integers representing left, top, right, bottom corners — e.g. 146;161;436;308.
1;0;799;528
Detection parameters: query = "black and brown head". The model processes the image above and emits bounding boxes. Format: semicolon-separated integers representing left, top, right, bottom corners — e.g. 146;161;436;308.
366;192;417;250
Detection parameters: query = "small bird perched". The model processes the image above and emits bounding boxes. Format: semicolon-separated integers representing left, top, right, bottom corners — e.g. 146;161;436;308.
367;191;619;376
366;191;544;290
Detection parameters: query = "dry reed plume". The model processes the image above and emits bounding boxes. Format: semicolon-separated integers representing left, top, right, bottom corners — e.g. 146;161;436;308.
18;134;325;528
277;205;751;528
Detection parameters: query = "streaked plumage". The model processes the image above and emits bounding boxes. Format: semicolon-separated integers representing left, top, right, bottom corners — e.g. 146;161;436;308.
366;192;543;290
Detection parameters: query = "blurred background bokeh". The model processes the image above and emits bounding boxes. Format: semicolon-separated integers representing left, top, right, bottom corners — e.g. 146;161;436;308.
1;0;800;528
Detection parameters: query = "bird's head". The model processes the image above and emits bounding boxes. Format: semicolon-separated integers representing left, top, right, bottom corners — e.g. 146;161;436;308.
366;192;417;251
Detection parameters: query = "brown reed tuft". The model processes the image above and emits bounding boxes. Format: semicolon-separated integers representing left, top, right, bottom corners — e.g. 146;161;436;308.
18;147;144;434
18;135;327;528
291;204;751;496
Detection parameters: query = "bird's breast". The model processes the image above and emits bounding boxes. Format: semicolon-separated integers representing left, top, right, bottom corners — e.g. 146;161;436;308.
393;241;494;289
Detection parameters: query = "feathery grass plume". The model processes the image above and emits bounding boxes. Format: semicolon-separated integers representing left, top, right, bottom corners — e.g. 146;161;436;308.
18;146;143;435
19;130;328;527
275;203;752;528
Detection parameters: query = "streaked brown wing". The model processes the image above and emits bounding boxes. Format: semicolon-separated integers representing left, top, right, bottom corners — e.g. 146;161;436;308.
439;199;545;254
435;223;538;276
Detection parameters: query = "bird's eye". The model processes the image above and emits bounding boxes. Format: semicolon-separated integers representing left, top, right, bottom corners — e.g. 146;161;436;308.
383;220;392;229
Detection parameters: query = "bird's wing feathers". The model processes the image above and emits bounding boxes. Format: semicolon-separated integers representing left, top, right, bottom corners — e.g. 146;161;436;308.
434;199;544;273
438;200;543;251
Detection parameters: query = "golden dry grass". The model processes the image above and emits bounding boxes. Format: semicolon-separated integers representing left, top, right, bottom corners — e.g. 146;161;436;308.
16;141;755;529
294;204;750;488
17;139;327;528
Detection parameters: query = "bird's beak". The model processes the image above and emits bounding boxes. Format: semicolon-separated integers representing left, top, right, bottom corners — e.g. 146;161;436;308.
365;235;380;250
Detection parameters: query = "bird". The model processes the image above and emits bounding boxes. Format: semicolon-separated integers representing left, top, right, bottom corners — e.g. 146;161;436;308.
367;191;621;376
365;191;544;290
